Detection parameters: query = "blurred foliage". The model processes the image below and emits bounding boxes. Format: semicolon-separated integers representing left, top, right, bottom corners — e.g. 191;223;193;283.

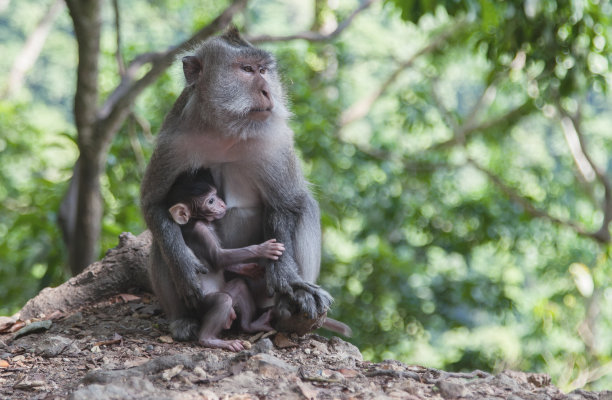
2;0;612;391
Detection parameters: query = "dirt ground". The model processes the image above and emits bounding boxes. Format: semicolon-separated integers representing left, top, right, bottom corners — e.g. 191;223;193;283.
0;294;608;400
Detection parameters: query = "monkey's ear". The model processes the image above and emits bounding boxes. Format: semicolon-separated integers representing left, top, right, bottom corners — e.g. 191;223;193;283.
182;56;202;86
169;203;191;225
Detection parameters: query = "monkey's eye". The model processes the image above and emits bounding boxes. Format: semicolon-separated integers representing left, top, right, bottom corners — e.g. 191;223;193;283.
259;67;267;74
208;197;215;205
242;65;254;73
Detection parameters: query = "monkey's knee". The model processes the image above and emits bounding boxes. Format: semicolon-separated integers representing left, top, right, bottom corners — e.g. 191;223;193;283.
205;292;233;314
223;278;249;299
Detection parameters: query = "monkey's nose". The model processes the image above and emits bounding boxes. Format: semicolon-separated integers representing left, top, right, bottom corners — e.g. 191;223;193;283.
261;89;269;99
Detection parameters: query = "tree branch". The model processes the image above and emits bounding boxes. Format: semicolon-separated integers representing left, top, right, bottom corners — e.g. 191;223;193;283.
431;78;499;147
96;0;249;148
2;0;65;99
430;78;460;134
248;0;379;44
65;0;102;147
339;21;467;127
112;0;125;76
558;107;612;243
468;157;604;242
432;100;534;150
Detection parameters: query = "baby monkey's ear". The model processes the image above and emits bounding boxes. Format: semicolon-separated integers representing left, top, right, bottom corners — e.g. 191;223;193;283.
169;203;191;225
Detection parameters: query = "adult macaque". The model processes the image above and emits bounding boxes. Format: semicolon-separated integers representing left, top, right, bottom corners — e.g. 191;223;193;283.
166;169;281;351
141;28;332;341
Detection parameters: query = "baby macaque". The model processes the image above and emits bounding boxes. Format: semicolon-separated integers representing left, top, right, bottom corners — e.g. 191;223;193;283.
166;169;283;351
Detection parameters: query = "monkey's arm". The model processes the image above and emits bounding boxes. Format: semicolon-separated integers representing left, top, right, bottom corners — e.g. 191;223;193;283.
187;221;265;278
257;152;333;317
141;147;209;309
189;222;283;269
217;239;284;268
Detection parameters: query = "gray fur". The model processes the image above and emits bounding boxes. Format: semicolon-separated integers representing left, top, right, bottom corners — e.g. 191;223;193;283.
141;29;331;340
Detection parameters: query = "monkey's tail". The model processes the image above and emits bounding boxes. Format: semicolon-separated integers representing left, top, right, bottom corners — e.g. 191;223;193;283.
322;317;352;337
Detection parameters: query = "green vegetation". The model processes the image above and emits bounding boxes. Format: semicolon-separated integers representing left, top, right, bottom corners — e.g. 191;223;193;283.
2;0;612;391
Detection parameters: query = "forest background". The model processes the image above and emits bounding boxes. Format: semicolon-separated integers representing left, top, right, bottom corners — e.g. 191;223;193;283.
1;0;612;392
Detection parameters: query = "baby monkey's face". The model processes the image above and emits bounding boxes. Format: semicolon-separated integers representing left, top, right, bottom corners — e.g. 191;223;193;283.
198;189;227;222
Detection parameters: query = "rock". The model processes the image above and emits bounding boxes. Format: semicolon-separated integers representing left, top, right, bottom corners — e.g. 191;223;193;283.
528;373;551;387
63;312;84;326
28;335;80;357
247;337;273;355
246;353;298;378
436;380;466;399
328;336;363;361
69;376;168;400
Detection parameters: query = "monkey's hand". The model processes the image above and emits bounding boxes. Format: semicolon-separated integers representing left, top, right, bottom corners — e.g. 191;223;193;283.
266;263;333;318
291;281;333;318
256;239;285;260
191;257;209;274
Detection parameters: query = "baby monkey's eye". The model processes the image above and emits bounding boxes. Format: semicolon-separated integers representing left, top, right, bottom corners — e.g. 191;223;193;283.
208;197;215;205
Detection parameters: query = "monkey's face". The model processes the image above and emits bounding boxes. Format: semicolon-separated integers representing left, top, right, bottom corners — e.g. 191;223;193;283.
235;59;273;121
183;37;290;138
206;52;282;124
196;189;227;222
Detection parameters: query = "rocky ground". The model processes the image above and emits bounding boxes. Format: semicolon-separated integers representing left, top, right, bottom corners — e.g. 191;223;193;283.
0;294;609;400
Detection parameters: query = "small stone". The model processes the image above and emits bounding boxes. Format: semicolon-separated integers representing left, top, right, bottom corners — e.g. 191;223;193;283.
14;379;46;390
162;364;184;381
25;335;80;357
328;337;363;361
158;335;174;343
193;366;209;379
436;380;467;399
339;369;360;378
527;373;551;387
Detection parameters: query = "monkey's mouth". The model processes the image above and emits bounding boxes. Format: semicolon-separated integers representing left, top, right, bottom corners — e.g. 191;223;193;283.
248;108;272;120
214;210;227;220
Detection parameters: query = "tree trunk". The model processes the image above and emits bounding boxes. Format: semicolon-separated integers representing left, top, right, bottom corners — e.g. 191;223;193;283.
59;0;248;276
2;0;65;98
62;0;103;274
18;231;152;320
69;148;105;274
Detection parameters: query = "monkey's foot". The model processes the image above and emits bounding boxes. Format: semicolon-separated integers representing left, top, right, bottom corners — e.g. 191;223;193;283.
290;283;333;318
199;338;245;352
273;309;327;336
243;309;273;333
